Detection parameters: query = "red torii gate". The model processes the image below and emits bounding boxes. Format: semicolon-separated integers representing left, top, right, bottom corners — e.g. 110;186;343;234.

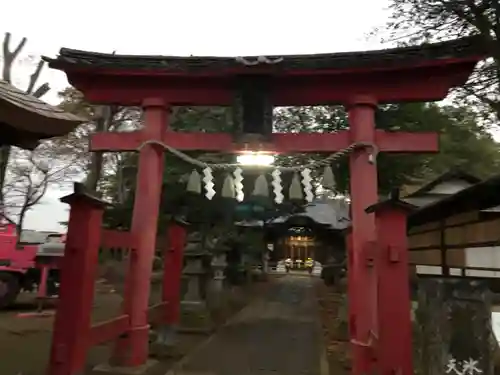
44;37;483;375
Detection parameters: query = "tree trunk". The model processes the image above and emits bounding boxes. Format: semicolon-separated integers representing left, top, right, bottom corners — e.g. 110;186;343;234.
16;205;29;240
0;147;10;204
86;151;104;193
84;107;109;194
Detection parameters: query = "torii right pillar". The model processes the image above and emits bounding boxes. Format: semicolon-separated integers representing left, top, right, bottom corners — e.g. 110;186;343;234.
346;96;436;375
347;97;380;375
366;196;416;375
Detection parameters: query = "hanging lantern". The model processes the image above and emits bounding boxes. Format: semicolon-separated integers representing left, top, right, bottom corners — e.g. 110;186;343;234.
186;170;202;194
221;174;236;198
289;173;303;201
321;165;336;190
252;174;269;197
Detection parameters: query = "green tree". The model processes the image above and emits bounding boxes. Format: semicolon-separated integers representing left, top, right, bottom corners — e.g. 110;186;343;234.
379;0;499;122
416;105;500;179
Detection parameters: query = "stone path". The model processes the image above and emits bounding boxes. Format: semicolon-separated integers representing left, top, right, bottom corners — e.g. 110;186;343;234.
170;275;324;375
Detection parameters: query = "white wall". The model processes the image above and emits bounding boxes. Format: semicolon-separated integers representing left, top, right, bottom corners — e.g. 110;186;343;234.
492;312;500;344
415;247;500;278
465;247;500;278
416;246;500;278
427;180;474;195
415;265;463;276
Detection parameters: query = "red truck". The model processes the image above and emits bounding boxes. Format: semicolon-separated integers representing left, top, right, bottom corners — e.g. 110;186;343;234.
0;217;65;308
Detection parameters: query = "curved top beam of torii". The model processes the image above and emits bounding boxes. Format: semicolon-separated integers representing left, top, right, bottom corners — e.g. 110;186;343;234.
42;36;486;106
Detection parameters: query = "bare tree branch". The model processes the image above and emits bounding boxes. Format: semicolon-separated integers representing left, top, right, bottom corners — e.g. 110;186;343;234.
2;143;81;233
2;32;26;84
0;32;53;204
32;82;50;98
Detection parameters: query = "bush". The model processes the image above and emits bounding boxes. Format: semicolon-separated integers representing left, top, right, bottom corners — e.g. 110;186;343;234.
321;265;345;286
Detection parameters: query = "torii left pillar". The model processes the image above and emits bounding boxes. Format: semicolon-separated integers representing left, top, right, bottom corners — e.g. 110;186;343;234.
112;98;169;367
366;197;415;375
48;183;106;375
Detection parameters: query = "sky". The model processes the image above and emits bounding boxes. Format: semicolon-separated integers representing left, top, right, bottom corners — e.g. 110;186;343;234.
2;0;393;232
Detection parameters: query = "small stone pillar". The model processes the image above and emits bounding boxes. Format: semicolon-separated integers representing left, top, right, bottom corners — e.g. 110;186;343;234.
262;250;270;274
276;260;287;273
415;278;493;375
180;233;214;332
211;249;228;294
366;196;415;375
241;253;253;284
312;261;323;276
47;183;107;375
181;233;207;308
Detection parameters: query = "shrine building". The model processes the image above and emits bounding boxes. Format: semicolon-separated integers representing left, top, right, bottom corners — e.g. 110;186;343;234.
266;198;350;264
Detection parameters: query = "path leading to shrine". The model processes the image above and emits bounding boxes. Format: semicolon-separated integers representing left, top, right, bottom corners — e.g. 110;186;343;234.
169;275;325;375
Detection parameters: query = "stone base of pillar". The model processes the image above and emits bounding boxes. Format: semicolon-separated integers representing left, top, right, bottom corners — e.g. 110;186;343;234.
91;360;158;375
276;260;286;273
312;261;323;276
180;301;214;334
208;283;228;309
150;325;183;360
154;324;178;346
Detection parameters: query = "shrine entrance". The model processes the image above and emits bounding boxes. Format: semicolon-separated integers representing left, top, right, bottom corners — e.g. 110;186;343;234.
284;230;315;262
43;37;484;375
266;212;346;268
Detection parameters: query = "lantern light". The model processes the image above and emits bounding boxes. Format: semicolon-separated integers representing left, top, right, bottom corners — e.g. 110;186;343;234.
236;152;275;166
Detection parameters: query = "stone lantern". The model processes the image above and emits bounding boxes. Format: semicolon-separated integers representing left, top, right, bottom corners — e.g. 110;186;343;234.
181;232;209;308
209;237;230;293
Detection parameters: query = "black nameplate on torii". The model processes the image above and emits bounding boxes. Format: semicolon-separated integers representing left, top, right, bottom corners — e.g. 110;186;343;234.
233;75;274;141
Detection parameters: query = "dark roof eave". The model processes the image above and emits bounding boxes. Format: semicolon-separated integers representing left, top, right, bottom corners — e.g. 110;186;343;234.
0;80;86;145
43;36;487;74
405;169;481;198
408;173;500;226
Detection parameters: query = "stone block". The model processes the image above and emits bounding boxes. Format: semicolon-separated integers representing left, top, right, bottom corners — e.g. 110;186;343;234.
91;360;158;375
414;277;494;375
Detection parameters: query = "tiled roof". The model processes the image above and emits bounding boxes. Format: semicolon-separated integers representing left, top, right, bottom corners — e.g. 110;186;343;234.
270;198;350;230
43;37;485;75
409;173;500;226
404;169;481;198
0;79;86;149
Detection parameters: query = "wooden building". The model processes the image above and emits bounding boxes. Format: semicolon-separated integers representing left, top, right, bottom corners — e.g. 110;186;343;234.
407;173;500;279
